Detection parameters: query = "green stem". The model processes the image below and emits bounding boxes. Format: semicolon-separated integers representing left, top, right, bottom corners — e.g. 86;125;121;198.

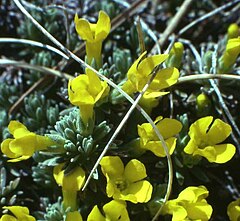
0;58;73;79
178;73;240;84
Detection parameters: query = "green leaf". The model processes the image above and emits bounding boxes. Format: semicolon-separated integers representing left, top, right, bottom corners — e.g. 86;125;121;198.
41;157;63;166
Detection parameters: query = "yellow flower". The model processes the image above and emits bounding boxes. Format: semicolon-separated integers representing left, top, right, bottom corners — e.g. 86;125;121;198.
0;206;36;221
1;121;53;162
68;68;110;125
75;10;111;68
138;116;182;157
219;37;240;73
228;23;239;39
54;164;85;210
87;200;130;221
100;156;153;203
165;42;184;68
184;116;236;163
227;198;240;221
196;93;210;110
121;51;179;96
161;186;213;221
138;92;160;114
66;211;83;221
196;93;211;116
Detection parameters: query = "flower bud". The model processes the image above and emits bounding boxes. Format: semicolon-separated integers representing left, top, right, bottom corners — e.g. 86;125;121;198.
228;23;239;39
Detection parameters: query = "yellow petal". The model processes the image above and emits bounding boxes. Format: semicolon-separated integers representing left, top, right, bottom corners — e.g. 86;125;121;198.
134;54;169;91
193;145;216;162
212;144;236;163
144;137;176;157
178;186;209;202
226;38;240;54
95;10;111;41
127;52;147;79
123;180;153;203
138;54;168;76
76;90;95;105
69;74;89;91
0;214;17;221
124;159;147;183
187;202;213;220
87;205;105;221
161;200;187;221
206;118;232;145
86;68;102;96
193;143;236;164
156;118;182;139
188;116;213;141
1;139;16;158
150;67;179;91
227;198;240;221
103;200;129;221
8;121;29;138
53;164;65;185
142;91;169;99
138;123;155;144
3;206;35;221
8;155;31;162
96;81;110;104
66;211;83;221
100;156;124;179
105;174;120;198
53;164;85;191
12;128;31;139
170;206;188;221
9;135;36;156
68;75;94;106
74;14;93;41
184;139;198;155
220;38;240;71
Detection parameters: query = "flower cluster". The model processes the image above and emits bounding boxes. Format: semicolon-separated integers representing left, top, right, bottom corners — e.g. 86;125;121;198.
1;121;53;162
121;51;180;113
184;116;236;163
68;68;110;126
161;186;213;221
138;116;182;157
75;10;111;69
100;156;152;203
1;8;239;221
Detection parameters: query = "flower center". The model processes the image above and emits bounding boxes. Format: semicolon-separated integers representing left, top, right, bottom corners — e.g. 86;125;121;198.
199;140;208;149
90;24;96;39
115;179;128;191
